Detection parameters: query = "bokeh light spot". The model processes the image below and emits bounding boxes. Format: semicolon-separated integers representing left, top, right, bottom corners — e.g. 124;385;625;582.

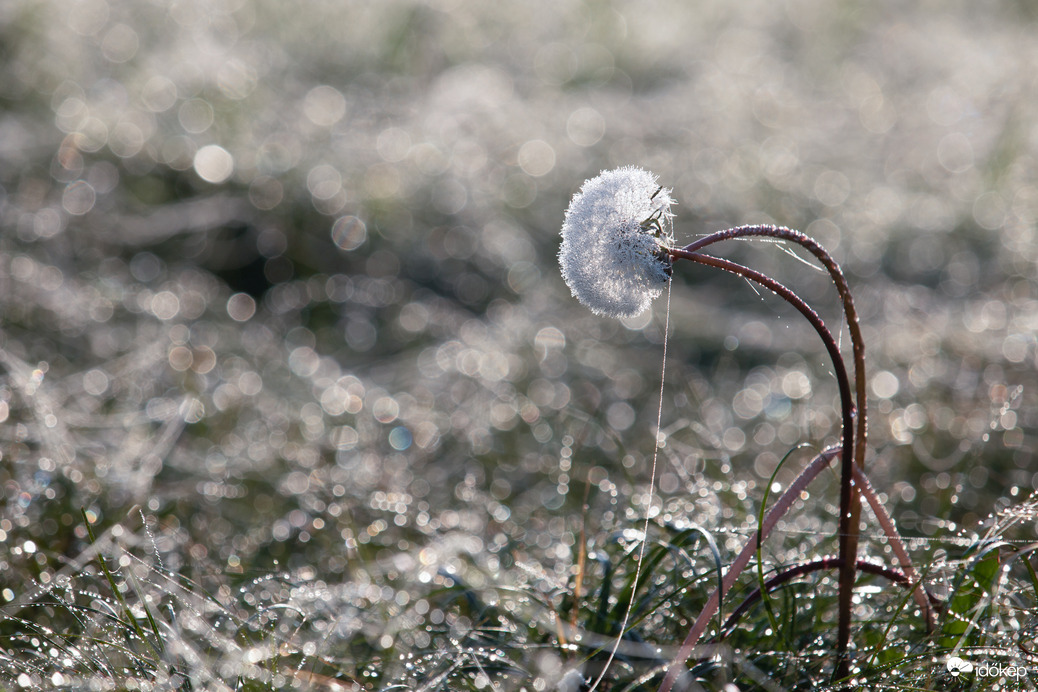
141;75;178;112
168;346;193;372
193;145;234;183
248;176;284;210
161;135;197;170
216;60;257;100
377;127;411;162
150;291;181;320
67;0;109;36
388;426;412;451
517;139;555;177
566;107;605;147
62;181;96;215
372;397;399;423
179;99;215;134
972;191;1005;231
101;24;139;63
331;216;367;251
303;85;347;127
226;293;257;322
307;164;342;201
606;401;635;431
109;120;144;158
82;369;109;396
871;371;900;400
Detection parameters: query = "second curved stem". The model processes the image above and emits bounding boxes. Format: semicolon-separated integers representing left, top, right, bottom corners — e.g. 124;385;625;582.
677;226;867;675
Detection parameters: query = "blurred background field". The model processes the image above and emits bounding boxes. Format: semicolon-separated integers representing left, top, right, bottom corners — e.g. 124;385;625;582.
2;0;1038;689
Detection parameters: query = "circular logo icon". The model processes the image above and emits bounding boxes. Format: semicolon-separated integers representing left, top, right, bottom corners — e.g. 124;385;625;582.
946;656;974;677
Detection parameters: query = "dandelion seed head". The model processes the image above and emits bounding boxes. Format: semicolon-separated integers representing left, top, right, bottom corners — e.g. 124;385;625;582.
559;166;674;318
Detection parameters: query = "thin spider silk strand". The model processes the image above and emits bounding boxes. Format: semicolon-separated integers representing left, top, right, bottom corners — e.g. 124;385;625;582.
586;282;671;692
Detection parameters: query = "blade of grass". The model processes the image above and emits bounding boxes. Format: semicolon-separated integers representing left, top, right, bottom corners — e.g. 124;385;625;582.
863;563;937;675
81;508;163;661
1017;546;1038;603
938;539;1005;651
755;444;815;644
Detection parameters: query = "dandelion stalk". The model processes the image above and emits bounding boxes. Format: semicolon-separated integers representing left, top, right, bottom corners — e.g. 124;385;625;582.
655;248;858;689
558;169;923;689
719;556;935;635
676;225;867;679
853;464;934;630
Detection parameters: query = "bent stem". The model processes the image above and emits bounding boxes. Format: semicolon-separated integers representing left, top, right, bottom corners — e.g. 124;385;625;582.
643;226;921;690
672;250;854;448
656;249;855;692
676;226;867;677
854;464;934;630
719;556;937;636
658;447;840;692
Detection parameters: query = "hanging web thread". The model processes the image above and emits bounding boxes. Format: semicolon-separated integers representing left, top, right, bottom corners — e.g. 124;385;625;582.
587;281;672;691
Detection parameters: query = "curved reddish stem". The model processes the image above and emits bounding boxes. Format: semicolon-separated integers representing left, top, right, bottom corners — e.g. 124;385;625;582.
675;226;867;676
719;556;938;635
658;448;840;692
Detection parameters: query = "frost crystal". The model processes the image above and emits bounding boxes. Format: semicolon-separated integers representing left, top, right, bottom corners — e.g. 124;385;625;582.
559;166;674;318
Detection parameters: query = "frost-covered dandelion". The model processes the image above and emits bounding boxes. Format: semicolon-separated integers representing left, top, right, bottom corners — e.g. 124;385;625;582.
558;166;675;318
559;167;934;690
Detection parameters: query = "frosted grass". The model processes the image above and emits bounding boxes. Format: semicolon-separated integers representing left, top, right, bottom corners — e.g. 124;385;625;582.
3;0;1038;689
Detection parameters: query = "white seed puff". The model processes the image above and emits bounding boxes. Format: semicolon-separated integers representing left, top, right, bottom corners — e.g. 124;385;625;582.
558;166;674;318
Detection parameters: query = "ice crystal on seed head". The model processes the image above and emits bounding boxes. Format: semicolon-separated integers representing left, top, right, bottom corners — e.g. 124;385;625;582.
559;166;674;319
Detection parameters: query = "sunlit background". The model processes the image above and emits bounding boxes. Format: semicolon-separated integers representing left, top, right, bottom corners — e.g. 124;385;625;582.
3;0;1038;688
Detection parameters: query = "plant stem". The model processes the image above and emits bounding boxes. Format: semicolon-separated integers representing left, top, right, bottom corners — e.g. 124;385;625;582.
853;465;934;630
719;556;937;635
675;225;867;676
658;447;840;692
670;249;855;493
656;248;857;691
